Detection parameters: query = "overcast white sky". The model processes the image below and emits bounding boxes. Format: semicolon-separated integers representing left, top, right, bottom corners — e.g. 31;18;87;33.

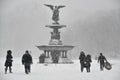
0;0;120;58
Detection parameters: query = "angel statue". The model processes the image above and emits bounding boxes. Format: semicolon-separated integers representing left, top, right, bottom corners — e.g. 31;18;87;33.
44;4;65;24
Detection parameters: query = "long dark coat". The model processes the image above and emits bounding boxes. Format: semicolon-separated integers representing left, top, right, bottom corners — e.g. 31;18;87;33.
98;55;107;64
5;54;13;67
85;55;92;68
22;53;32;65
79;53;86;66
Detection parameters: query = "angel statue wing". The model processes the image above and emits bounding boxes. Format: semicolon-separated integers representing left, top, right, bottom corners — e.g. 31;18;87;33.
57;5;65;9
44;4;54;10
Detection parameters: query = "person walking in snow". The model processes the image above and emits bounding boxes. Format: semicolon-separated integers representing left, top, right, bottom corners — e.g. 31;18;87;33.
98;53;107;71
4;50;13;74
85;54;92;72
79;51;86;72
22;50;33;74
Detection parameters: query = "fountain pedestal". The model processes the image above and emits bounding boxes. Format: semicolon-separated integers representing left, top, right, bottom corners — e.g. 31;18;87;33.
37;24;74;63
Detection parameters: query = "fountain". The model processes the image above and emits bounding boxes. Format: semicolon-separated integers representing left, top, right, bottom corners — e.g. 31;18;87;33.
37;4;74;63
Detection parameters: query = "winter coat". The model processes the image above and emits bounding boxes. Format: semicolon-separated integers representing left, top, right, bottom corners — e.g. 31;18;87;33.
79;53;86;67
22;53;33;65
85;56;92;68
79;54;86;62
5;54;13;67
98;55;107;64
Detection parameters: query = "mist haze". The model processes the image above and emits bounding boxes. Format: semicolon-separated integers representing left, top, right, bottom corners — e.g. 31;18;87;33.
0;0;120;59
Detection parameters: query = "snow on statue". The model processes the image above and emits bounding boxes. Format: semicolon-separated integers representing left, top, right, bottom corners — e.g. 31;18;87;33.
44;4;65;24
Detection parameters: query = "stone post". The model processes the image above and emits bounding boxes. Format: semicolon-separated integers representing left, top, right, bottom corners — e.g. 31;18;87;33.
44;50;47;58
64;51;67;58
62;51;65;58
47;51;50;58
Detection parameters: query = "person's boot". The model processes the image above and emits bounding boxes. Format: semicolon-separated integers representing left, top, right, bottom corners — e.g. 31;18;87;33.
88;69;90;73
81;67;83;72
100;66;103;71
29;69;31;73
29;66;31;73
9;67;13;73
5;68;7;74
25;68;28;74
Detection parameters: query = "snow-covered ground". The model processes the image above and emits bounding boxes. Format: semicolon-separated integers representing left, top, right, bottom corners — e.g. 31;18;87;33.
0;58;120;80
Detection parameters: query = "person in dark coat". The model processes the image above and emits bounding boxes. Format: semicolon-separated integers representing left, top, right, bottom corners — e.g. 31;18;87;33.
85;54;92;72
98;53;107;71
79;51;86;72
22;50;33;74
4;50;13;74
39;53;45;63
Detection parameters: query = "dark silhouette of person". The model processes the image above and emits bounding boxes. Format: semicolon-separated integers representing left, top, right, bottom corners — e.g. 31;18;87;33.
22;50;33;74
79;51;86;72
39;53;45;63
4;50;13;74
98;53;107;71
85;54;92;72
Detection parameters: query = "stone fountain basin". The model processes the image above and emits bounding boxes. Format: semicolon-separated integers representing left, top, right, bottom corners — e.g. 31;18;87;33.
37;45;74;51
